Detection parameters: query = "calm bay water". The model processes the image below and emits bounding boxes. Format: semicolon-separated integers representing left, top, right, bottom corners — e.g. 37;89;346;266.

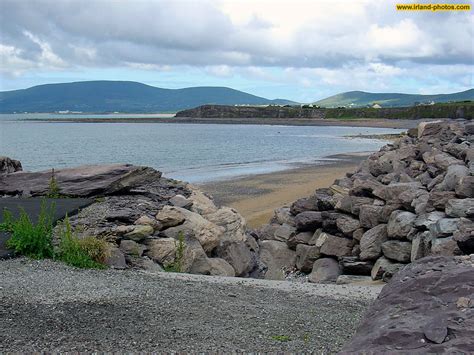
0;114;403;183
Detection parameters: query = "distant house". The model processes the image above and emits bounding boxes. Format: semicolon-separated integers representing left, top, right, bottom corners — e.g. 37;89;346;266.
371;103;382;109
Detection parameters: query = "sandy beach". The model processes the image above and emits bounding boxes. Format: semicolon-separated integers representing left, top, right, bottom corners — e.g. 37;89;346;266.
199;153;367;228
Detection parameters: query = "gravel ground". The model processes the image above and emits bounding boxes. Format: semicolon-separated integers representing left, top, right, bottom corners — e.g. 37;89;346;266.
0;258;383;353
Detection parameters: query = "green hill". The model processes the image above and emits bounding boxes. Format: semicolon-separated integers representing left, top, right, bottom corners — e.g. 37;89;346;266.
0;81;296;113
314;89;474;108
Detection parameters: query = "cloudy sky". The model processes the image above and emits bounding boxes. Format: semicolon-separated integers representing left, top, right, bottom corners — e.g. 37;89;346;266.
0;0;473;101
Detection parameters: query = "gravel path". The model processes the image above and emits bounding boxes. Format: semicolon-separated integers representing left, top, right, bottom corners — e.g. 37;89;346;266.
0;258;383;353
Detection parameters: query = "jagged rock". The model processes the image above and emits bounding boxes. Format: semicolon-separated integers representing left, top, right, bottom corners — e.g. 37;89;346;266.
360;224;388;261
429;218;460;237
418;120;444;137
119;239;146;257
438;164;469;191
428;190;457;210
316;233;354;257
294;211;323;232
295;244;320;272
352;228;365;241
287;231;313;250
273;224;296;242
290;196;318;215
445;198;474;218
411;231;434;261
155;206;186;228
124;225;154;242
145;238;178;267
453;218;474;254
431;236;462;256
381;240;412;262
387;210;416;239
272;207;295;226
335;195;373;216
206;206;247;243
190;256;235;277
455;176;474;197
0;164;162;197
215;241;255;277
104;245;127;269
0;156;22;175
257;224;280;241
370;256;404;281
336;275;372;284
339;256;373;275
373;182;425;206
259;240;296;280
314;188;336;211
343;256;474;353
168;194;193;209
358;205;382;228
308;258;341;283
413;211;446;230
336;215;360;236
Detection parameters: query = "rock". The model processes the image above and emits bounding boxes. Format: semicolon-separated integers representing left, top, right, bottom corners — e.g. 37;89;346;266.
190;256;235;277
445;198;474;218
336;275;372;285
429;218;460;237
273;224;296;242
343;256;474;353
411;231;435;261
206;206;247;244
259;240;296;280
453;218;474;254
439;164;469;191
215;241;255;277
272;207;296;226
294;211;323;232
257;224;280;241
428;191;457;210
314;188;336;211
360;224;388;261
290;196;319;215
339;256;373;276
155;206;186;228
373;182;425;206
0;156;22;175
431;237;461;256
370;256;404;281
124;225;154;242
0;164;162;197
308;258;341;283
381;240;412;262
418;120;444;138
358;205;382;228
335;195;373;216
287;231;313;250
352;228;365;242
316;233;354;257
169;194;193;209
145;238;178;267
413;211;446;230
386;210;416;239
188;190;219;215
455;176;474;197
295;244;320;273
104;246;127;269
119;240;146;257
336;215;360;236
134;215;159;228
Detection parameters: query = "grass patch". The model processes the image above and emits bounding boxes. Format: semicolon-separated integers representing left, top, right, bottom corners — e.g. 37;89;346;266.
271;335;292;342
1;200;54;259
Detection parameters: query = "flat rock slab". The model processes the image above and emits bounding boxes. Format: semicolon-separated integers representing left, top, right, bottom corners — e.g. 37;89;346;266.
342;255;474;353
0;198;93;259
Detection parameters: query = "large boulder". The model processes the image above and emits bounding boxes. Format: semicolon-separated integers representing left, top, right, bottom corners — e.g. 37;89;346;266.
359;224;388;261
215;241;255;277
259;240;296;280
339;256;373;276
438;165;469;191
381;240;412;263
387;210;416;239
294;211;323;232
0;156;22;175
445;198;474;218
343;256;474;353
155;206;186;228
336;215;360;236
308;258;341;283
295;244;320;272
316;232;354;257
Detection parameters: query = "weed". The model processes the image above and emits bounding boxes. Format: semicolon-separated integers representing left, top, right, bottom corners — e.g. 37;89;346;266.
46;168;62;198
271;335;291;342
5;200;54;259
77;236;110;264
164;231;186;272
56;215;106;269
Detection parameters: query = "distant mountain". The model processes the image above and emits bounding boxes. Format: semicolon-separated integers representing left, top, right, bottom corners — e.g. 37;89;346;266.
0;81;296;113
314;89;474;108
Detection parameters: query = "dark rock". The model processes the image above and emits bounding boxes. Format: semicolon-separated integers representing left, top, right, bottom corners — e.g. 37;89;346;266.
257;224;280;241
428;191;457;210
335;215;360;236
414;211;446;230
271;207;296;226
104;246;127;269
370;256;404;280
445;198;474;218
411;231;435;261
294;211;323;232
343;256;474;353
360;224;388;261
215;241;255;277
381;240;412;262
335;195;373;216
431;236;462;256
438;164;469;191
272;224;296;242
308;258;341;283
314;188;336;211
429;218;460;237
455;176;474;198
418;120;444;137
295;244;320;272
352;228;365;242
290;196;319;215
387;210;416;239
259;240;296;280
286;231;313;250
0;156;22;175
453;218;474;254
316;232;354;257
340;256;373;276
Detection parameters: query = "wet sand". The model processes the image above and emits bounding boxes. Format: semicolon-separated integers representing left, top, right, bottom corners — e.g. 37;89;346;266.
199;153;367;228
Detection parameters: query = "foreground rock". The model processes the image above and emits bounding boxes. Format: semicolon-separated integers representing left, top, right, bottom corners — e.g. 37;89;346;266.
342;255;474;353
0;163;258;277
255;120;474;281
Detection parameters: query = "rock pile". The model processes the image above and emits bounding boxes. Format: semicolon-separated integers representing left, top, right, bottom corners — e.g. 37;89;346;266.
342;255;474;353
255;120;473;281
0;164;259;277
0;156;22;175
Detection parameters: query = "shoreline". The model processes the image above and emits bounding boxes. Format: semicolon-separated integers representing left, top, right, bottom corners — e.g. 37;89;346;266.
199;153;367;228
16;116;425;128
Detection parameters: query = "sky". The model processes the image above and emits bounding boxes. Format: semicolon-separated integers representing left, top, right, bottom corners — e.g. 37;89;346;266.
0;0;473;102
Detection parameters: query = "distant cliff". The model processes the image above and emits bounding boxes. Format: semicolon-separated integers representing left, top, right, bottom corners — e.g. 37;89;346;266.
176;103;474;120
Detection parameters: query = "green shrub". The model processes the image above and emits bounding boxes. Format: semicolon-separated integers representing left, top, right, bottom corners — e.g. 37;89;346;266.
56;215;106;269
164;232;185;272
46;168;62;198
4;200;54;259
78;236;110;264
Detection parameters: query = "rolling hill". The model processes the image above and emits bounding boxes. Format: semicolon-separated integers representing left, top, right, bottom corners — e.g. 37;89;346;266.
314;89;474;108
0;81;296;113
